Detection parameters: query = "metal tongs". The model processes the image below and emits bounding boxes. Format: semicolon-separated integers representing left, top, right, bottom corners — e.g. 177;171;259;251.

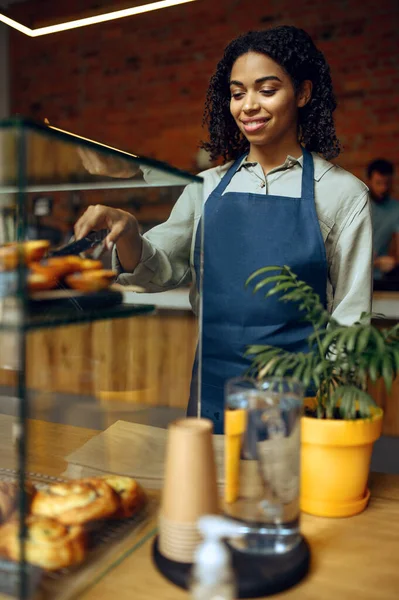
48;229;108;260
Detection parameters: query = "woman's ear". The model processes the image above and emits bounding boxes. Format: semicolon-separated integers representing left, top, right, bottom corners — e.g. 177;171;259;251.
297;80;313;108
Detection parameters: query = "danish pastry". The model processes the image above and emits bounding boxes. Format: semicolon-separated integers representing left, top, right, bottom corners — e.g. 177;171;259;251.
31;478;119;525
31;256;82;279
1;515;86;570
0;245;19;271
100;475;146;519
0;241;50;271
24;240;50;263
65;270;116;292
28;271;58;292
78;259;103;272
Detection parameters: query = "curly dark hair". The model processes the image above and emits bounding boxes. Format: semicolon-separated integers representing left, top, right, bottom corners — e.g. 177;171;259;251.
201;26;341;162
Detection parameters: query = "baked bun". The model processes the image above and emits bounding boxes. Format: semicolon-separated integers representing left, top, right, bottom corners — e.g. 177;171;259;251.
24;241;50;263
28;271;58;292
65;270;115;292
31;478;119;525
0;241;50;272
1;516;86;570
0;245;18;271
31;256;82;279
100;475;146;519
0;481;36;524
78;259;103;272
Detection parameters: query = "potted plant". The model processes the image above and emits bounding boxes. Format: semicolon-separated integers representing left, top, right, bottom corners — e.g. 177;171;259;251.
245;265;399;517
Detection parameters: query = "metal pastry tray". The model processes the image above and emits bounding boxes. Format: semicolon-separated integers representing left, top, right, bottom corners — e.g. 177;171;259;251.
0;468;155;599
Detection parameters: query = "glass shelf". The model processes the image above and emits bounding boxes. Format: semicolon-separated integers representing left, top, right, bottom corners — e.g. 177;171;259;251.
25;302;155;331
0;117;201;192
0;302;155;331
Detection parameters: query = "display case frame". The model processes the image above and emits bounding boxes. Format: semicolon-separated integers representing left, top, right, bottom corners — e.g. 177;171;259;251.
0;117;203;599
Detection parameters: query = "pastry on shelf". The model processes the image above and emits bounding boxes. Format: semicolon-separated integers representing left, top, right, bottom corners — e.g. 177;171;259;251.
31;256;83;279
0;481;36;524
0;240;50;271
28;271;59;292
1;515;86;570
31;257;103;279
24;240;51;263
100;475;147;519
65;269;116;292
0;244;19;271
31;478;119;525
78;259;103;272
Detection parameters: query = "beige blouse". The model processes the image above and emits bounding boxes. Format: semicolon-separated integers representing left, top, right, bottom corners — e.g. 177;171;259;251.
114;152;373;325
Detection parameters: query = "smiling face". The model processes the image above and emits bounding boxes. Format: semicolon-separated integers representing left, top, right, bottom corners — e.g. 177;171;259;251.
229;52;311;156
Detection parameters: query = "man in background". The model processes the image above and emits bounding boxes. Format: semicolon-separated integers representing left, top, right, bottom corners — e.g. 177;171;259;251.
367;159;399;278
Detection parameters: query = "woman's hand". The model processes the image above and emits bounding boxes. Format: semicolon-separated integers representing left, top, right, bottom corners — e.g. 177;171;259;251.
78;148;139;179
74;205;142;273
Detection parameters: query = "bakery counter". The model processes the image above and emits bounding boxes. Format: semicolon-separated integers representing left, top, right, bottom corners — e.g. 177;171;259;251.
122;288;191;311
1;415;399;600
121;289;399;319
373;291;399;321
1;289;399;435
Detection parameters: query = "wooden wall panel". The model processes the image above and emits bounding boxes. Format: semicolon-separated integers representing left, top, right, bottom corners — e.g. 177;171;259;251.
0;312;197;409
1;312;399;436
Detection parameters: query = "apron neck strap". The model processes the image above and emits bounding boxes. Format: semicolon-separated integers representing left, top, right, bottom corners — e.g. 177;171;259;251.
212;148;314;200
210;155;245;198
300;147;315;200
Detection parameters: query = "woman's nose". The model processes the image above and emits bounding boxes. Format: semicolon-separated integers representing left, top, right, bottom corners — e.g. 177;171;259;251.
243;95;260;112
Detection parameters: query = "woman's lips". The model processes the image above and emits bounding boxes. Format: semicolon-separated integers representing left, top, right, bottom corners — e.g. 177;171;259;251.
241;119;269;134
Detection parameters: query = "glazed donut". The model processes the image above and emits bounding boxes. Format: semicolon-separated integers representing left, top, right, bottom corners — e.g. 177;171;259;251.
100;475;146;519
31;478;119;525
65;270;116;292
1;515;86;570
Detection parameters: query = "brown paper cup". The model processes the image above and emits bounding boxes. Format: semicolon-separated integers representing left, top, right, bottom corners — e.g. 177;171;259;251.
161;418;219;523
158;515;202;563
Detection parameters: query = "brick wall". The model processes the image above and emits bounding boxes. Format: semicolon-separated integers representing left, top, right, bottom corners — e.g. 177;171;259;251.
8;0;399;193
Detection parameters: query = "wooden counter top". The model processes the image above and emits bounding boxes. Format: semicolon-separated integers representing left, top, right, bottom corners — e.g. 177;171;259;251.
0;415;398;599
81;472;399;600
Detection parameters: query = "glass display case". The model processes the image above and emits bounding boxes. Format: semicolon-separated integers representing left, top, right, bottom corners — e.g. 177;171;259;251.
0;117;203;599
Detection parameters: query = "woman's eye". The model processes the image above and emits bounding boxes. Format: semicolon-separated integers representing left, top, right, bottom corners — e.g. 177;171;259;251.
231;92;244;99
260;89;276;96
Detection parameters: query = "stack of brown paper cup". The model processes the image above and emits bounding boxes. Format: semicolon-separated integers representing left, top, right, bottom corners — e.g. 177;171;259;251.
159;418;219;563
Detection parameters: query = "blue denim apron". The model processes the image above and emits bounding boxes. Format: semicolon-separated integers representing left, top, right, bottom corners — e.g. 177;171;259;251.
188;149;327;434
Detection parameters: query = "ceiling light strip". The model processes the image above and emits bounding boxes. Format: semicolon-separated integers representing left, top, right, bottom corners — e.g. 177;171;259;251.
0;12;33;36
0;0;197;37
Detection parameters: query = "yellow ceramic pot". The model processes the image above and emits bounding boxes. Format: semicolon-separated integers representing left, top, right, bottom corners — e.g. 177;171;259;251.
301;404;383;517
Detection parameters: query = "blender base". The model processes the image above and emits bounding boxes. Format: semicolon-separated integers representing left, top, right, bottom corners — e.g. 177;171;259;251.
152;535;310;598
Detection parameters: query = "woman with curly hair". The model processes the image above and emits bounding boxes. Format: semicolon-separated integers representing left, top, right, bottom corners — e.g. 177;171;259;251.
76;26;372;433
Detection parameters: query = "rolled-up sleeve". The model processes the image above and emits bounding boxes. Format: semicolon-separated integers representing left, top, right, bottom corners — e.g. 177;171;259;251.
112;180;201;292
329;190;373;324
